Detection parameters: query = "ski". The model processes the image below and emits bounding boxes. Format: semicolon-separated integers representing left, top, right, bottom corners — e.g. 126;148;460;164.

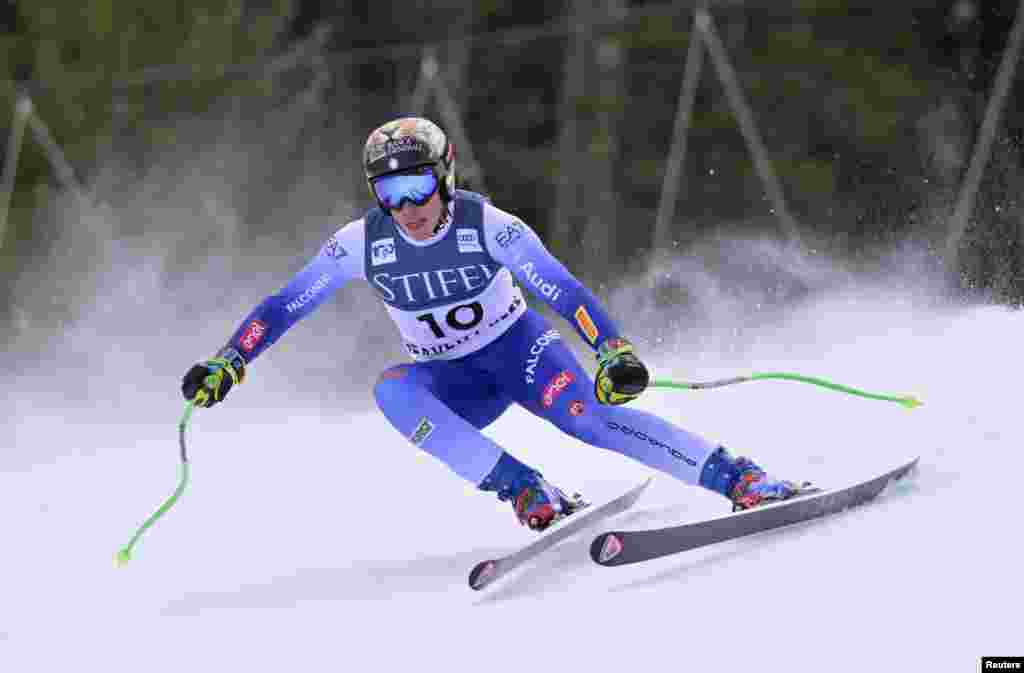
591;457;919;567
469;478;652;590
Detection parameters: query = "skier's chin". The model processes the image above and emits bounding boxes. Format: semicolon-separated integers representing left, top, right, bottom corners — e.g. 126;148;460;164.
404;218;432;238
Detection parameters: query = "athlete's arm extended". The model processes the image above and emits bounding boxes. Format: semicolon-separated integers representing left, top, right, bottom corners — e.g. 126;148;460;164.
482;204;623;350
221;220;366;363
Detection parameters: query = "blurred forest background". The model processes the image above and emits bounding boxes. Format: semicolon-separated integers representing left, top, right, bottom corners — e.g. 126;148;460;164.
2;0;1024;350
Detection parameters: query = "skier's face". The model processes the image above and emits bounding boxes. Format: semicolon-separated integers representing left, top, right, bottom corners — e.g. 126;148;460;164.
390;190;444;241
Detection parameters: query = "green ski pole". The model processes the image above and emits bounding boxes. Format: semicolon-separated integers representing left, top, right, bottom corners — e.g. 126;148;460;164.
115;389;208;567
650;372;921;409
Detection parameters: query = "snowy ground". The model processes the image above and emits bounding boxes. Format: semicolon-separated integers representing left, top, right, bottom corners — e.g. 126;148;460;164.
2;269;1020;673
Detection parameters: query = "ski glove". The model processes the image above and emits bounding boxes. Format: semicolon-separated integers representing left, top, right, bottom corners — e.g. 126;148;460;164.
181;347;246;408
594;338;649;405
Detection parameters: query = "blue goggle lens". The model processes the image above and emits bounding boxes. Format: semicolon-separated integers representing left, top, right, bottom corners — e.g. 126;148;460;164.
372;168;439;210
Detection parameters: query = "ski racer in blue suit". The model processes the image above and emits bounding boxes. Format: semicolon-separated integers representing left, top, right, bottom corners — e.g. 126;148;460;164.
182;117;805;530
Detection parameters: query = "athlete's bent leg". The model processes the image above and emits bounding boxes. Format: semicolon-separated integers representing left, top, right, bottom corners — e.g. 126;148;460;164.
373;362;510;484
556;401;805;509
475;311;807;509
374;359;584;530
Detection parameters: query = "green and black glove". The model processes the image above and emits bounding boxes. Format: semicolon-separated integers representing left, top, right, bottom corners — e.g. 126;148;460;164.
594;337;649;405
181;347;246;408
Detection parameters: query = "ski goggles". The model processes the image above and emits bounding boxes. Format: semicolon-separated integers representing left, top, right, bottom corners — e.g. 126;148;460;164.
371;166;439;210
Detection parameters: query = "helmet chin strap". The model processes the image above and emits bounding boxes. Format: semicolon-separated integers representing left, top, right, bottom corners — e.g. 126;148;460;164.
433;198;454;234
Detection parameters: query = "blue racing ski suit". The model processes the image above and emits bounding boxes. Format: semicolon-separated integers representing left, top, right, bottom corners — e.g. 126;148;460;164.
220;190;720;491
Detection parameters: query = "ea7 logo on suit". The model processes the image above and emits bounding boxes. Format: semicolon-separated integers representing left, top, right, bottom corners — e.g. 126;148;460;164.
495;220;524;249
372;238;397;265
325;237;347;260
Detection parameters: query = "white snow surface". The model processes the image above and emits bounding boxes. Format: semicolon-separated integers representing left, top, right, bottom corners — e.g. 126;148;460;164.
2;265;1020;673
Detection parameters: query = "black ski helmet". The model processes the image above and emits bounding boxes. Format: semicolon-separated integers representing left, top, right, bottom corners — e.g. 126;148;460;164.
363;117;456;207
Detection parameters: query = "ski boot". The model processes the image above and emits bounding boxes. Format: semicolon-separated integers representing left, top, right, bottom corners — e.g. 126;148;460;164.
699;447;812;512
479;452;588;531
511;478;588;531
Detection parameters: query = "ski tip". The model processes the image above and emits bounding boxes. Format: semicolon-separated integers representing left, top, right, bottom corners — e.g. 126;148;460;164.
897;457;921;480
590;532;624;566
468;559;499;591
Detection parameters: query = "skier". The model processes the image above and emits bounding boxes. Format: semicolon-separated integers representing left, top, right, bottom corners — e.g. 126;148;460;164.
181;117;806;531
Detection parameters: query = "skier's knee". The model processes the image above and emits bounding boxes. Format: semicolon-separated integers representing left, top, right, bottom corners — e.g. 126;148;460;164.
555;402;603;445
564;402;644;448
376;365;410;386
374;365;411;409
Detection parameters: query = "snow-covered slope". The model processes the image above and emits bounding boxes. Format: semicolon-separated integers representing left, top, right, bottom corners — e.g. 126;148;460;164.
2;278;1018;673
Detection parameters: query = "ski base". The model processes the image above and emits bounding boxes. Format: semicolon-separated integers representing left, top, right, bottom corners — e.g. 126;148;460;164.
591;457;919;567
469;478;652;590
